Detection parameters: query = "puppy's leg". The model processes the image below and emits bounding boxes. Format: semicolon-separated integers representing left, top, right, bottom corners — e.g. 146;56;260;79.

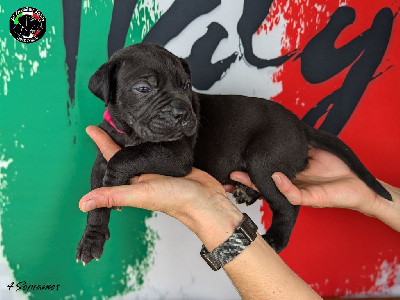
102;141;193;187
90;153;121;210
250;174;299;253
77;141;193;264
261;189;299;253
77;154;111;265
90;153;107;190
76;208;111;265
233;183;261;205
244;134;306;253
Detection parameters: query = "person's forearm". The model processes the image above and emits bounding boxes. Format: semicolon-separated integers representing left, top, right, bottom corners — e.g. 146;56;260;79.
184;194;321;300
223;234;322;300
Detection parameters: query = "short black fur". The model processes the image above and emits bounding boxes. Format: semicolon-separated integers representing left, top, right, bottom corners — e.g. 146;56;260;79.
76;43;392;264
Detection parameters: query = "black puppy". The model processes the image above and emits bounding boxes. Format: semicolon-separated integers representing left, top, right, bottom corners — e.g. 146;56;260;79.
76;43;392;265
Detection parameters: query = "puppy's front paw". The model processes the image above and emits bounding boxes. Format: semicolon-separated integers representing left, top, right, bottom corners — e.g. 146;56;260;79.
76;227;110;265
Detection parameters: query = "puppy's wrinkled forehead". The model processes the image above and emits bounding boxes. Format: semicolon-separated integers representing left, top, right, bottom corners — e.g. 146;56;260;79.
119;67;159;87
113;43;188;84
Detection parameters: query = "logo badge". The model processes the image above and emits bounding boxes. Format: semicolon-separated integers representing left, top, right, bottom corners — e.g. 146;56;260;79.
10;7;46;43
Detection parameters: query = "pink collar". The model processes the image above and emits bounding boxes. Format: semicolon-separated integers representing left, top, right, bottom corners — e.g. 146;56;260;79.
103;108;124;134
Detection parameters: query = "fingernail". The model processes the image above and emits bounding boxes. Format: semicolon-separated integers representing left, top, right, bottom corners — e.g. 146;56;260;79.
271;174;282;185
82;200;96;212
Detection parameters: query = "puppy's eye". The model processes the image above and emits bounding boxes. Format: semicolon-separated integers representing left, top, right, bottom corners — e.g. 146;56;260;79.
183;81;191;90
136;87;151;93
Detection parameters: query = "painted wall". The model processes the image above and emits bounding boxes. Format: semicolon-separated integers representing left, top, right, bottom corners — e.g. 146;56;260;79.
0;0;399;299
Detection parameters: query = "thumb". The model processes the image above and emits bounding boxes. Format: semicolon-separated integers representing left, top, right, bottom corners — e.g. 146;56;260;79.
86;126;121;161
79;184;149;212
271;172;303;205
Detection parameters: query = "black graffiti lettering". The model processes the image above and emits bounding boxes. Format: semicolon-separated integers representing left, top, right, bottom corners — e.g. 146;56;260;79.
146;0;296;89
108;0;139;58
185;23;237;90
301;7;393;135
301;8;364;83
62;0;82;114
238;0;296;68
144;0;221;46
61;1;395;135
144;1;227;90
64;0;218;111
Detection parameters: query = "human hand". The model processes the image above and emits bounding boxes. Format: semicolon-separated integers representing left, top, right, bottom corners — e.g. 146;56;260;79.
79;127;323;299
79;126;243;250
232;148;375;209
230;148;400;231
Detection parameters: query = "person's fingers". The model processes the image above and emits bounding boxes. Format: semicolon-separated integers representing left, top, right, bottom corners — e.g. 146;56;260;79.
223;184;236;193
79;183;156;212
86;126;121;161
230;171;259;192
271;172;305;205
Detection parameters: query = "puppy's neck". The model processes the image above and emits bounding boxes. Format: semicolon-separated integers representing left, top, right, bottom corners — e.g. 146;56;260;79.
103;108;124;134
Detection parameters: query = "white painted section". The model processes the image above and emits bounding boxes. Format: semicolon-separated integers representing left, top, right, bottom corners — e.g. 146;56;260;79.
164;0;284;99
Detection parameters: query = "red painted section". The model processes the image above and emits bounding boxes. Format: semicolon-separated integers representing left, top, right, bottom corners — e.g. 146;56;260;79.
257;0;400;296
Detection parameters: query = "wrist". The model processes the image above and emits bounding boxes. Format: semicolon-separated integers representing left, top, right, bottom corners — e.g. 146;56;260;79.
368;182;400;231
181;194;243;250
201;213;258;271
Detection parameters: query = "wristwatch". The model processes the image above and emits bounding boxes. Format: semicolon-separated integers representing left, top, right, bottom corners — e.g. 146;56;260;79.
200;213;258;271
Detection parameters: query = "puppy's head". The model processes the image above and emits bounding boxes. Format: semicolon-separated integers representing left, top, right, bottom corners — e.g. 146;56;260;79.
89;43;199;142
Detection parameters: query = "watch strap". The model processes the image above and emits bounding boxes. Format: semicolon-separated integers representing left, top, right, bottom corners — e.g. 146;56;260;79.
200;213;258;271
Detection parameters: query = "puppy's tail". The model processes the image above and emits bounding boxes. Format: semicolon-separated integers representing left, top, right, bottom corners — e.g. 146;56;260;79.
304;125;392;201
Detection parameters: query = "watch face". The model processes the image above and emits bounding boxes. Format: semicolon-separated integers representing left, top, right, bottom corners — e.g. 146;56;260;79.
9;7;46;43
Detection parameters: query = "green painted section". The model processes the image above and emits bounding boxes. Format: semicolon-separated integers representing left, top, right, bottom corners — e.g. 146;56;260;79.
0;1;161;299
14;14;23;24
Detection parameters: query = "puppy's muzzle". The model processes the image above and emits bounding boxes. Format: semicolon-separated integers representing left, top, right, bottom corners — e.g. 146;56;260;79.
140;99;197;142
170;99;190;126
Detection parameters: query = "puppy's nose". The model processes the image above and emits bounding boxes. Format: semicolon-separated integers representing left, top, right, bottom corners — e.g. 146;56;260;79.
170;100;188;121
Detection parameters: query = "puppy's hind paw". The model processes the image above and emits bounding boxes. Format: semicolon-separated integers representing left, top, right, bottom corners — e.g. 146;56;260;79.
233;183;260;206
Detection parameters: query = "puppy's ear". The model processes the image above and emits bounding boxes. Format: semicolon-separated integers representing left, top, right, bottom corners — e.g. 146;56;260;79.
88;60;120;106
179;58;191;77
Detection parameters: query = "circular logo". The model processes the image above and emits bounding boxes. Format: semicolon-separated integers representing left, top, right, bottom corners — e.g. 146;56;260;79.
10;7;46;43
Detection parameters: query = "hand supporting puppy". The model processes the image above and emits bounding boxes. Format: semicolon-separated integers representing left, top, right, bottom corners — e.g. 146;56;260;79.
230;148;400;232
79;126;321;300
80;126;243;251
